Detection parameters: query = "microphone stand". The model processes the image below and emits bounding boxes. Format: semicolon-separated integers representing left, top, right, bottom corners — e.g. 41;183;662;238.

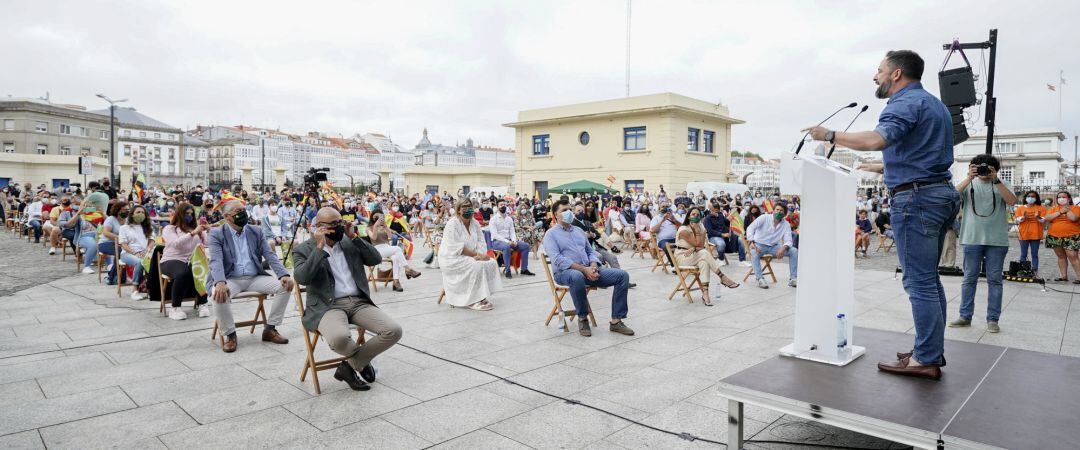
794;102;858;155
826;105;870;160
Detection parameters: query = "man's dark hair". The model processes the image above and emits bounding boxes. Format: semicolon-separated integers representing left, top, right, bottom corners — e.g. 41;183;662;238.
885;50;924;80
970;153;1001;170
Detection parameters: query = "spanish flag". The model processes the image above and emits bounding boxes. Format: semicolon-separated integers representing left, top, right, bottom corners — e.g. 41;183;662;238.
761;199;775;213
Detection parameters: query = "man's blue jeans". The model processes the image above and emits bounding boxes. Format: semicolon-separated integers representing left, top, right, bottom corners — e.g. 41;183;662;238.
553;268;629;320
1019;239;1040;272
97;242;122;284
960;244;1007;322
891;184;961;366
708;236;727;261
751;243;797;281
657;238;675;266
491;240;530;272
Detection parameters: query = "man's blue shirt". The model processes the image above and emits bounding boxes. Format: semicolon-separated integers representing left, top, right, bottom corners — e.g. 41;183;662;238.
873;82;954;189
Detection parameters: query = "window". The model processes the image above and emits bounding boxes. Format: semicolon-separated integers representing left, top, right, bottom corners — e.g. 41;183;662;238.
687;128;700;151
35;121;47;133
154;146;161;158
168;148;175;160
168;134;176;141
425;185;439;194
579;131;590;145
624;179;645;194
37;144;47;155
100;130;109;140
532;134;550;155
186;148;195;160
999;166;1014;183
3;142;14;153
124;130;131;137
703;131;715;153
101;149;110;160
60;124;72;135
59;146;71;156
123;145;131;156
2;119;13;130
995;142;1017;154
1030;171;1046;179
139;131;146;138
81;147;91;156
79;127;90;137
154;133;161;139
624;126;646;150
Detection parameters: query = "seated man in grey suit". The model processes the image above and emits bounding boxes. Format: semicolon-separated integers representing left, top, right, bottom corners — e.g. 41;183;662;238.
292;207;403;391
208;200;295;353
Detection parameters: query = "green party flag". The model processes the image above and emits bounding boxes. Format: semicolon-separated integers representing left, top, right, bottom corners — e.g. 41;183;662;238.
280;241;293;269
140;244;162;273
190;244;210;296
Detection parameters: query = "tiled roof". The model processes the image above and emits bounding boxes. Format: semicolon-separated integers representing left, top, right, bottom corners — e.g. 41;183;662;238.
88;106;177;130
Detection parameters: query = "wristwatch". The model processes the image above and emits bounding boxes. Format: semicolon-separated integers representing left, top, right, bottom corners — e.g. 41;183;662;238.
824;130;836;144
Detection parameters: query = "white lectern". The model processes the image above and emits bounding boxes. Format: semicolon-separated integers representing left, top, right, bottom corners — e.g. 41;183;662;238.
778;148;866;366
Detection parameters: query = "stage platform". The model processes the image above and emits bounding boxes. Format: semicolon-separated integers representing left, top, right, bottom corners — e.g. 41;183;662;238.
717;328;1080;450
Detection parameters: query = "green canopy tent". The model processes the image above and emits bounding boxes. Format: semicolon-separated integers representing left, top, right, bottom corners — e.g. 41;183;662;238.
548;179;618;195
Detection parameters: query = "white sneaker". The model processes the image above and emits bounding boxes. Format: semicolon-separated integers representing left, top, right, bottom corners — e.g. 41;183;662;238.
719;259;728;266
788;279;798;288
168;307;187;321
48;247;56;255
739;261;751;267
757;279;769;289
82;267;95;275
130;291;143;301
198;304;211;318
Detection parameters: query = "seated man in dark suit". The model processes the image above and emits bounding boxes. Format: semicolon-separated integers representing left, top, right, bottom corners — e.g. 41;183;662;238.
208;200;294;353
292;207;403;391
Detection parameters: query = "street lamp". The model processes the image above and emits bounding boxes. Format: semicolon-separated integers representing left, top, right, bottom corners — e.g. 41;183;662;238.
344;173;355;195
95;94;127;188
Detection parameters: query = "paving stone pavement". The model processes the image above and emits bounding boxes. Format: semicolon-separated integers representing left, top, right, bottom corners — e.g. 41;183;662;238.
0;231;1076;449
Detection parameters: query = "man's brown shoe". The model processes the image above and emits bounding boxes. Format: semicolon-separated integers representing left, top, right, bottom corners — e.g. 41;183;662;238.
405;268;421;279
896;350;946;367
877;356;941;380
262;328;289;345
222;338;237;353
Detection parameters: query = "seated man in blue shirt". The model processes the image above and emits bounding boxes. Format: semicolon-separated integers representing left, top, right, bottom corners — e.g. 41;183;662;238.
649;201;680;267
701;201;732;265
543;200;634;337
745;203;798;289
208;200;295;353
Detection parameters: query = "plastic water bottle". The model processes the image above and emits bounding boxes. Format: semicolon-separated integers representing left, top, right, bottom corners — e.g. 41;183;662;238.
836;314;850;359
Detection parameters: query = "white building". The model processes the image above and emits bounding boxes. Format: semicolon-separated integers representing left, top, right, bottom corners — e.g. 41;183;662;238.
951;129;1067;190
730;155;780;191
94;107;185;186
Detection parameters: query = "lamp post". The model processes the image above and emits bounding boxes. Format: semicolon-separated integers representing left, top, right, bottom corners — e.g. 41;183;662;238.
95;94;127;187
344;173;355;195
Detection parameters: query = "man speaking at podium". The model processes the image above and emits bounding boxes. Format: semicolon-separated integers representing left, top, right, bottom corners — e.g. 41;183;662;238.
803;50;959;380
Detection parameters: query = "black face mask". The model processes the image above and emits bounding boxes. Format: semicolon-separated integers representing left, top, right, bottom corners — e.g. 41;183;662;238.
499;206;507;214
327;224;345;242
232;210;249;227
575;212;586;221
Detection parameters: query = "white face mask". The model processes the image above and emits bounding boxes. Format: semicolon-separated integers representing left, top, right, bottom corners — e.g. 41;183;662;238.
1026;197;1036;205
1059;198;1070;206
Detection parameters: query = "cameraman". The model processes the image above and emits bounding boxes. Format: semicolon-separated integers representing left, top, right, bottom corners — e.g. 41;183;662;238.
951;154;1016;334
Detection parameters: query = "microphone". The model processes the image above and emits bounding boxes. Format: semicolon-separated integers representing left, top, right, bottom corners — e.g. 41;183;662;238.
794;102;858;155
827;105;870;160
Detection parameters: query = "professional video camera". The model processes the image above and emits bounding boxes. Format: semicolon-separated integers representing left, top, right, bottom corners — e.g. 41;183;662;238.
303;167;330;192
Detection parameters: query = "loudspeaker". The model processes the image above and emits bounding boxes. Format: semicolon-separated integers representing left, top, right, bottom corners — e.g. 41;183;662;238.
939;66;977;108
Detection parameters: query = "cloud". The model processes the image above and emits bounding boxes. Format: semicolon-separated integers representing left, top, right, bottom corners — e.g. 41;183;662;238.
1;0;1077;157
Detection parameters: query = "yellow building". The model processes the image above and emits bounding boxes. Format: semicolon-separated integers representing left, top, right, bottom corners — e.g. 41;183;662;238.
504;92;743;197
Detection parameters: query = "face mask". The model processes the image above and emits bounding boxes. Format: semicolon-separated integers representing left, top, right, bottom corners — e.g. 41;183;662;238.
1026;197;1037;205
84;206;96;213
167;201;174;206
690;216;701;223
327;224;345;242
1058;198;1070;206
575;212;586;221
62;201;70;206
392;206;399;212
133;213;145;223
498;206;506;214
463;208;475;218
881;208;890;213
561;210;575;223
774;212;785;221
677;209;685;214
51;199;58;205
232;210;249;227
119;211;129;218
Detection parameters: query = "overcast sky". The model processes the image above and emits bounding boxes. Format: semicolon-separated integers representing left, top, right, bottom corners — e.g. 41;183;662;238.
2;0;1077;157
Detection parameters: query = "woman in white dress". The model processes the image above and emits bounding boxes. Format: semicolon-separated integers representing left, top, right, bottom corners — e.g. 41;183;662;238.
439;197;501;310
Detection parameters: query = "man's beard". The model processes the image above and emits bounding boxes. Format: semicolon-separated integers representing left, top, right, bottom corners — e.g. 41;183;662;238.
875;79;892;99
